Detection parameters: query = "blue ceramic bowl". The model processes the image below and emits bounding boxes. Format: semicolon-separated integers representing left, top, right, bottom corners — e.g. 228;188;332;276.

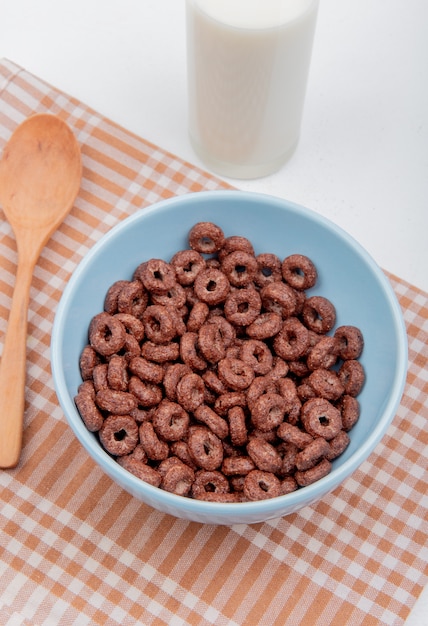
51;191;407;525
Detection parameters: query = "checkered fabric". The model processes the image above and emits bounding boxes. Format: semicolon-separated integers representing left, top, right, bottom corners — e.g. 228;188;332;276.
0;59;427;626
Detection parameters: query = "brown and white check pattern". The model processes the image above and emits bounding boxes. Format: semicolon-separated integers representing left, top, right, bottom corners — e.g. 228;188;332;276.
0;59;427;626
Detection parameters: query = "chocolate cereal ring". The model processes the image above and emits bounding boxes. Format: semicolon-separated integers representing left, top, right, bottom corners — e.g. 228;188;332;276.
193;268;230;305
176;372;205;412
79;345;100;380
117;280;148;318
205;258;221;269
261;282;297;319
295;458;332;487
96;389;137;414
254;253;282;288
171;249;206;285
308;368;345;401
189;221;225;254
89;312;127;357
297;381;317;402
224;288;262;326
281;254;317;290
141;340;180;363
159;458;195;496
306;335;340;371
277;422;314;449
194;404;229;440
153;399;190;442
276;375;298;402
92;363;109;393
222;456;256;476
118;456;161;487
107;354;129;391
169;441;198;469
280;476;298;495
277;442;299;477
221;250;258;287
229;475;245;492
121;334;142;361
240;339;273;375
180;332;207;371
337;394;360;431
246;375;276;410
202;370;228;395
191;470;230;499
287;359;311;379
217;358;255;391
139;258;176;294
151;282;186;309
214;391;247;416
302;296;336;334
217;235;254;261
325;430;350;460
250;392;286;432
163;363;192;401
334;325;364;360
142;305;177;344
228;405;248;447
243;470;281;501
246;311;282;340
186;301;210;332
129;407;155;424
128;376;163;407
198;321;228;363
206;316;236;347
139;421;169;461
112;314;144;361
276;379;301;425
77;380;96;398
99;414;139;456
273;317;310;360
104;280;130;314
293;288;307;315
338;360;365;397
74;391;104;432
163;303;188;338
129;356;164;385
188;426;224;471
301;397;342;440
267;356;289;381
167;455;192;478
295;437;330;471
114;313;145;342
247;438;282;473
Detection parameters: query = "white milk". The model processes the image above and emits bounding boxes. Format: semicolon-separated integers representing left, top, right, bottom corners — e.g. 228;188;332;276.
186;0;319;178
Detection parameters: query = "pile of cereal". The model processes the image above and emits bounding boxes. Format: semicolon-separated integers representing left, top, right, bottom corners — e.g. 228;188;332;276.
75;222;365;502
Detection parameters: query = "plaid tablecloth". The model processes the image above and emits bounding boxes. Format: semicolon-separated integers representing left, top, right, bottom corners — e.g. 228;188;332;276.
0;58;427;626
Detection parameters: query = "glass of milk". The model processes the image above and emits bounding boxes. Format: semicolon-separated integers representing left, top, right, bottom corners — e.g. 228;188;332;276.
186;0;320;179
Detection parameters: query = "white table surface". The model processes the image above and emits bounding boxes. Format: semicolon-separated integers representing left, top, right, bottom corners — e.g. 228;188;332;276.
1;1;427;623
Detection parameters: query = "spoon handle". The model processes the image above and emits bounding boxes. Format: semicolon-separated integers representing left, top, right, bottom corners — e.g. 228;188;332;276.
0;256;35;468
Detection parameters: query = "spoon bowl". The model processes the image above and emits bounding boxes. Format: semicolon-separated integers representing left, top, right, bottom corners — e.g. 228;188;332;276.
0;113;81;468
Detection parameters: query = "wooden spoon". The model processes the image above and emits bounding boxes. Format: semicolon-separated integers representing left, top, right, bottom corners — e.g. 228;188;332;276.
0;113;82;468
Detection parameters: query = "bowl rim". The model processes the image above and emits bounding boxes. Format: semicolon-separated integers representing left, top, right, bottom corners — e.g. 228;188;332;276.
51;190;408;518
